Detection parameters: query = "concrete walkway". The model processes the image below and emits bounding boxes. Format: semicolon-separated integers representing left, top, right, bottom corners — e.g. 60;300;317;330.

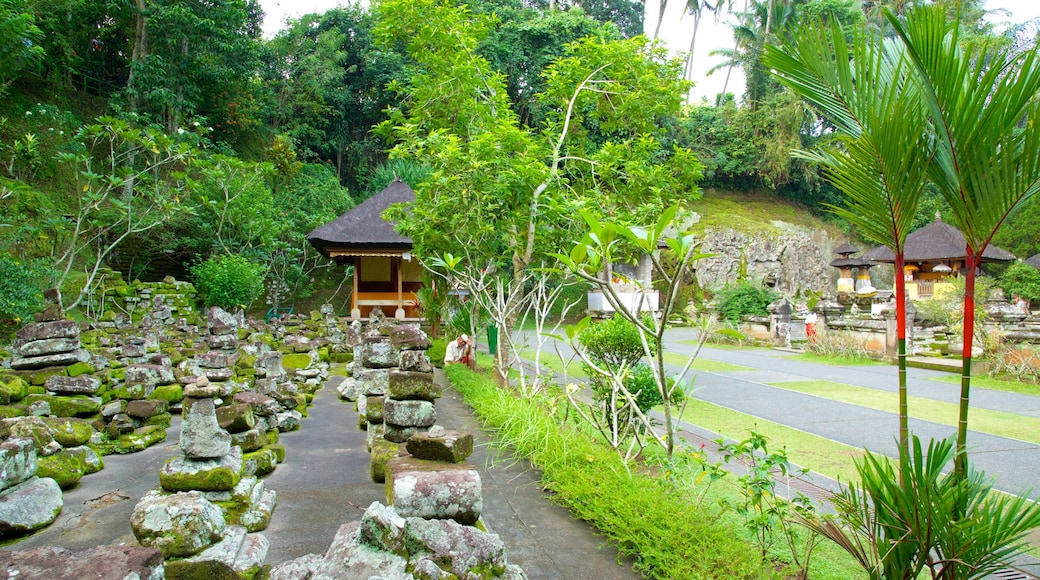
1;372;639;579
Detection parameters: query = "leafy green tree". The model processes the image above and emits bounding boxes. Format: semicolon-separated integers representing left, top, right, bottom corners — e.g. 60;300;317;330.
54;116;196;310
763;11;931;458
0;0;45;95
374;0;699;380
713;281;779;323
891;4;1040;477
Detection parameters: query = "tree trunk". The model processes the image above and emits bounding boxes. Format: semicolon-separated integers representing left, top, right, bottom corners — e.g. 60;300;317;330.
127;0;150;111
895;253;909;475
955;251;978;479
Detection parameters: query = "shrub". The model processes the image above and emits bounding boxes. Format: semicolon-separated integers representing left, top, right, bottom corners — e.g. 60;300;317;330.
713;282;779;323
578;315;655;368
0;252;51;330
191;254;267;311
428;339;447;368
1001;261;1040;305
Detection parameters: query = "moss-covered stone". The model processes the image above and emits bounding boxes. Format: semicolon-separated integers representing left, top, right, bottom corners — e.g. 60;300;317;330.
160;449;242;492
317;347;330;362
235;353;257;369
116;425;167;453
242;448;278;476
266;444;285;463
331;352;354;364
370;439;401;483
29;368;65;387
164;558;264;580
0;376;29;404
0;405;26;418
37;450;87;489
110;367;126;381
65;361;95;377
145;413;172;428
264;429;279;445
110;383;151;400
43;417;95;447
281;354;310;370
24;394;101;417
149;385;184;404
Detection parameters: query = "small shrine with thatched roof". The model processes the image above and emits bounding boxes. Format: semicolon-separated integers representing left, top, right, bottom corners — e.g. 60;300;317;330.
862;212;1016;299
307;179;423;320
829;242;876;304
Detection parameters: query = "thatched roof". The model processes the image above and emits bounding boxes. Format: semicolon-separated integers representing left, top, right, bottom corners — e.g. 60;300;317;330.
307;179;414;257
862;215;1016;263
830;257;874;269
834;242;859;256
1026;254;1040;269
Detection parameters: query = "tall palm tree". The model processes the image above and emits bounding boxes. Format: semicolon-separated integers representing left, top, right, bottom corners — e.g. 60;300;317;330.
889;4;1040;478
762;18;930;458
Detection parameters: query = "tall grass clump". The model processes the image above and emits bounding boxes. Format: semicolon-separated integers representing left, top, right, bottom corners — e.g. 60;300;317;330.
446;364;767;579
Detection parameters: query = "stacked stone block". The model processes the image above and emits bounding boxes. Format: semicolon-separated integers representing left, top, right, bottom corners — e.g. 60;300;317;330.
0;437;63;535
10;320;91;372
133;388;273;577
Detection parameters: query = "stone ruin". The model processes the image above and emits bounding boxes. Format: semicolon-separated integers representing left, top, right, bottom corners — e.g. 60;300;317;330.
0;437;62;535
288;310;525;579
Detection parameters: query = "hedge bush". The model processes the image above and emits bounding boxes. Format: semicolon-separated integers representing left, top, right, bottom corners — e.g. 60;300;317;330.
190;254;266;311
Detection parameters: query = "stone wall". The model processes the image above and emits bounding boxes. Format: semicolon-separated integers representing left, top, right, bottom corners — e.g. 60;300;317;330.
694;227;834;295
91;270;200;326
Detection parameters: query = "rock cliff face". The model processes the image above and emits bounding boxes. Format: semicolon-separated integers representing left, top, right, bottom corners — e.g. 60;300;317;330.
693;226;834;296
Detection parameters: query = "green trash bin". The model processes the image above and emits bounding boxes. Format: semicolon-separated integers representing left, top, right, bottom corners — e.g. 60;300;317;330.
487;324;498;355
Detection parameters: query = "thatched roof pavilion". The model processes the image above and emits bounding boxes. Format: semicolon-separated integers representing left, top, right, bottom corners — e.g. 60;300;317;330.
307;179;421;319
862;213;1016;265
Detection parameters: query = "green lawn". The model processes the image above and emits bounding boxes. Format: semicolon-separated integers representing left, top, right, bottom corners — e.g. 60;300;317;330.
677;399;864;482
794;352;886;366
929;373;1040;397
767;379;1040;444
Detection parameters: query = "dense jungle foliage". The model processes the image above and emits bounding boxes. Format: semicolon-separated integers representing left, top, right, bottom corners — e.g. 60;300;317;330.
0;0;1036;334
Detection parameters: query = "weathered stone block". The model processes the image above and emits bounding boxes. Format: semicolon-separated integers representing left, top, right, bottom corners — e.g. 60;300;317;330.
390;325;431;351
406;429;474;463
358;340;399;369
160;447;243;492
11;349;91;370
23;394;100;418
0;438;36;492
386;457;482;525
37;449;88;489
2;417;55;452
0;376;29;404
126;398;168;420
233;391;280;417
131;490;225;558
124;364;175;386
336;377;362;401
231;427;266;453
196;351;230;369
383;399;436;428
19;337;80;357
382;424;431;444
242;447;278;477
115;425;167;453
358;368;389;397
15;320;78;342
217;402;256;433
180;398;232;460
403;517;510;578
398;350;433;373
388;370;440;401
365;395;385;425
44;374;101;395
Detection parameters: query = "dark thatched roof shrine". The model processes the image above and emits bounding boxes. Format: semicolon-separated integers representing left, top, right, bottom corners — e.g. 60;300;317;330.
307;179;414;258
862;215;1016;264
1027;254;1040;269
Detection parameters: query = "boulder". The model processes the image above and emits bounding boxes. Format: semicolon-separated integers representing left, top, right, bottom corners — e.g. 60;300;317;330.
217;402;256;433
0;438;37;492
0;476;63;534
390;325;431;351
386;457;482;525
2;417;55;453
233;391;280;417
273;410;302;432
125;364;176;386
336;377;362;402
180;398;232;460
230;427;266;453
388;370;441;402
402;517;511;578
0;545;163;579
131;490;225;558
208;307;239;336
22;394;100;418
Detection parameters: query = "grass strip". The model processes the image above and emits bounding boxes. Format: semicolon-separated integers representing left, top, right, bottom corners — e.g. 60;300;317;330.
446;364;769;579
929;373;1040;397
793;352;886;366
768;380;1040;444
661;351;752;372
678;399;865;482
